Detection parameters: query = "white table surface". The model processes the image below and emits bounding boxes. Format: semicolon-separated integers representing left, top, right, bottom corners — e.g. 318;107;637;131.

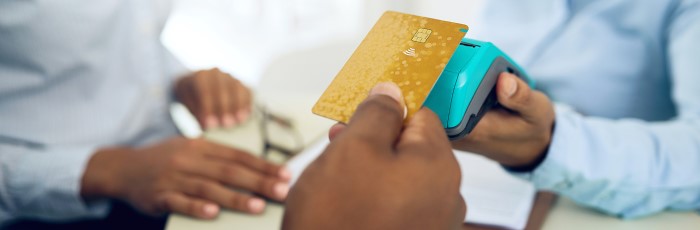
166;40;700;230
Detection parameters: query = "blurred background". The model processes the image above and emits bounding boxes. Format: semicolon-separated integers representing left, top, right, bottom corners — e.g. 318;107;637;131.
162;0;484;88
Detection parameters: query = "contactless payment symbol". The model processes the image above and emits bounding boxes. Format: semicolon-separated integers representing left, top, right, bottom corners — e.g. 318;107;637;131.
403;48;417;57
412;28;432;43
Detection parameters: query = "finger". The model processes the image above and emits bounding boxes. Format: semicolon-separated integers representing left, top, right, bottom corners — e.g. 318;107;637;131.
342;82;406;149
184;158;289;200
216;71;236;127
495;72;539;120
208;70;227;127
176;78;201;124
468;108;531;139
227;79;241;124
232;79;252;123
401;108;447;142
194;71;219;130
178;178;267;214
396;108;451;155
177;75;209;129
328;123;347;141
453;108;533;156
202;142;288;179
158;192;220;219
455;195;467;226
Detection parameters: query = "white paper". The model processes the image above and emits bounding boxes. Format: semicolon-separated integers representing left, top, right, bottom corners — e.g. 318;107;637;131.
455;151;536;229
286;139;536;230
170;102;203;139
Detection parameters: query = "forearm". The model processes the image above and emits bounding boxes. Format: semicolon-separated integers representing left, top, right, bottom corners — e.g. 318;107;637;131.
515;104;700;218
80;147;135;201
0;144;111;224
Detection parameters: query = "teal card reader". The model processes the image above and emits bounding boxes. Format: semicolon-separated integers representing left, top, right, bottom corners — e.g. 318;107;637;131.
424;38;534;140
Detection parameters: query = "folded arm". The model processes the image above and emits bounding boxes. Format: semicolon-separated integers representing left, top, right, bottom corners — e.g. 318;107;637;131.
0;143;110;225
523;104;700;218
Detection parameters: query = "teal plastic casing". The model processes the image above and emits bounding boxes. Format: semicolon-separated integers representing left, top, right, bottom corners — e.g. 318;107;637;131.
423;38;535;140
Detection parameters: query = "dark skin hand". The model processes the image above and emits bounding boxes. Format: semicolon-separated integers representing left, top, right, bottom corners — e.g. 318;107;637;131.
453;72;556;167
283;83;466;230
175;68;252;130
81;137;291;219
81;69;288;219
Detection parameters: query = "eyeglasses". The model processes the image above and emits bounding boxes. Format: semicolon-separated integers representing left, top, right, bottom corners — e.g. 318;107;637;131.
254;105;305;162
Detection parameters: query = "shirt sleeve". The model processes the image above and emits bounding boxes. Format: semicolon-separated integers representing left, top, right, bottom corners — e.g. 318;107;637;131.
0;143;110;224
162;44;191;82
511;1;700;218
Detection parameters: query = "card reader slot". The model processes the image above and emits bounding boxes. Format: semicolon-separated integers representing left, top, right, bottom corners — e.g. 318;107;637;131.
460;42;480;48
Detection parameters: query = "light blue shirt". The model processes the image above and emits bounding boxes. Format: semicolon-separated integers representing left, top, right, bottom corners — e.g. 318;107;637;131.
0;1;186;224
2;0;699;224
472;0;700;218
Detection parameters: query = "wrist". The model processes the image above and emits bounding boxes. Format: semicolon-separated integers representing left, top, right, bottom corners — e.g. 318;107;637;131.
503;122;555;172
502;143;550;173
173;72;197;102
81;147;134;200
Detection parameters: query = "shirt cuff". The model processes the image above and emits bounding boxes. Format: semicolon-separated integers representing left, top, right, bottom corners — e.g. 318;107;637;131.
509;104;581;191
3;145;111;222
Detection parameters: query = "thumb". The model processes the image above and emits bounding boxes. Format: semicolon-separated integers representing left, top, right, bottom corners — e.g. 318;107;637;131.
496;72;539;120
328;123;347;141
341;82;406;149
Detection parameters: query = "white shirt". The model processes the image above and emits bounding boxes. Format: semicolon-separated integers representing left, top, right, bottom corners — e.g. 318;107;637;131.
473;0;700;218
0;0;187;223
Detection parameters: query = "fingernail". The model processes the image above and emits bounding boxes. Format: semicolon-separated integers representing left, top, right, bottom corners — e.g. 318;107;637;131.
370;82;403;104
205;116;220;129
506;77;518;97
248;198;266;213
370;82;407;117
278;167;292;180
403;105;408;119
203;204;219;217
222;114;237;127
236;110;250;124
273;183;290;199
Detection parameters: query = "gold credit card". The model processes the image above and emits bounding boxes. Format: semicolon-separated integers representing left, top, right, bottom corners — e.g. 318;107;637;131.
312;11;468;123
